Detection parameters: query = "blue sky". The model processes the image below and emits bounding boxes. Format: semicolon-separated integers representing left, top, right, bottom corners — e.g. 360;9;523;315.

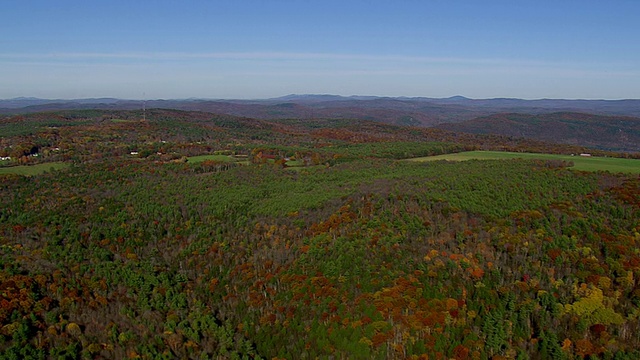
1;1;639;99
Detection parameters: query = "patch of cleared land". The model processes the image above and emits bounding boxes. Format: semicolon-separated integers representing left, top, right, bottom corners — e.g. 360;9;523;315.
284;159;305;167
186;154;239;163
186;154;251;166
407;151;640;173
0;162;70;176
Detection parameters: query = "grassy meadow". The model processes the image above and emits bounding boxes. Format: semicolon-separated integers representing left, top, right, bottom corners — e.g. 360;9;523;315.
186;154;240;163
0;162;70;176
407;150;640;173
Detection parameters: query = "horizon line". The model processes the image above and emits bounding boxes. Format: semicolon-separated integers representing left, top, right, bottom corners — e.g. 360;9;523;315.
2;94;640;102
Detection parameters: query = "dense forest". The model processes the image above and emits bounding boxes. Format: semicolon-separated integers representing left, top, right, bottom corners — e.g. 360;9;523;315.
437;112;640;153
1;109;640;359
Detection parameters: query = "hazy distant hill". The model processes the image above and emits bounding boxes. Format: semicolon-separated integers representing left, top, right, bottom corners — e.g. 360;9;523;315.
3;95;640;127
0;98;488;126
437;112;640;152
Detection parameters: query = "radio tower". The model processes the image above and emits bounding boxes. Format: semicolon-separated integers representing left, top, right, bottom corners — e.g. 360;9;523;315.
142;92;146;121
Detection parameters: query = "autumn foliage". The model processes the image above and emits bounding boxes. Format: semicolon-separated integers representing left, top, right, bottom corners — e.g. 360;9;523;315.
0;109;639;358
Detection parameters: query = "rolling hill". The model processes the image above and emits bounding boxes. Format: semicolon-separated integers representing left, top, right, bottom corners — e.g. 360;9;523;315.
437;112;640;153
3;95;640;128
1;108;640;358
1;109;625;164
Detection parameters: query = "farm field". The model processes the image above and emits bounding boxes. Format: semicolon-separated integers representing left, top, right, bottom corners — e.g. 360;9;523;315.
0;162;69;176
407;150;640;173
186;154;239;163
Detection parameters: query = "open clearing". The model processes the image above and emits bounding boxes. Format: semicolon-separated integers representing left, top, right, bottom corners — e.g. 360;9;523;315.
186;154;238;163
407;151;640;173
0;162;70;176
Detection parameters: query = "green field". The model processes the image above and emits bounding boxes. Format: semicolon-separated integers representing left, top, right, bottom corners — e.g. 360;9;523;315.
186;154;238;163
407;150;640;173
284;159;305;167
0;162;70;176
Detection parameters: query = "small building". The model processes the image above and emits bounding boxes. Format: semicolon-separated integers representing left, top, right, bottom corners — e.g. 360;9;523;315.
580;153;592;157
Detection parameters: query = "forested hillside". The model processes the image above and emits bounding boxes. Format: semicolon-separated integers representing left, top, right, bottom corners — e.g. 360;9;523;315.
4;96;640;127
1;110;640;359
437;112;640;153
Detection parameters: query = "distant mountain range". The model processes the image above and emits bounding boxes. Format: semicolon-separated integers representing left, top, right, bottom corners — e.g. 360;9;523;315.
2;95;640;128
3;95;640;152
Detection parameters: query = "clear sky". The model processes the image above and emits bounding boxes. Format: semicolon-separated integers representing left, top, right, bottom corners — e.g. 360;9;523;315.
1;0;639;100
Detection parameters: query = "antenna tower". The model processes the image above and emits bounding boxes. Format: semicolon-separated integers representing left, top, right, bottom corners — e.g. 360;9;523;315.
143;92;146;121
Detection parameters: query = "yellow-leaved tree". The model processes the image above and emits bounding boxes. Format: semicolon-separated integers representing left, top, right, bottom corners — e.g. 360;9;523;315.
564;283;624;326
